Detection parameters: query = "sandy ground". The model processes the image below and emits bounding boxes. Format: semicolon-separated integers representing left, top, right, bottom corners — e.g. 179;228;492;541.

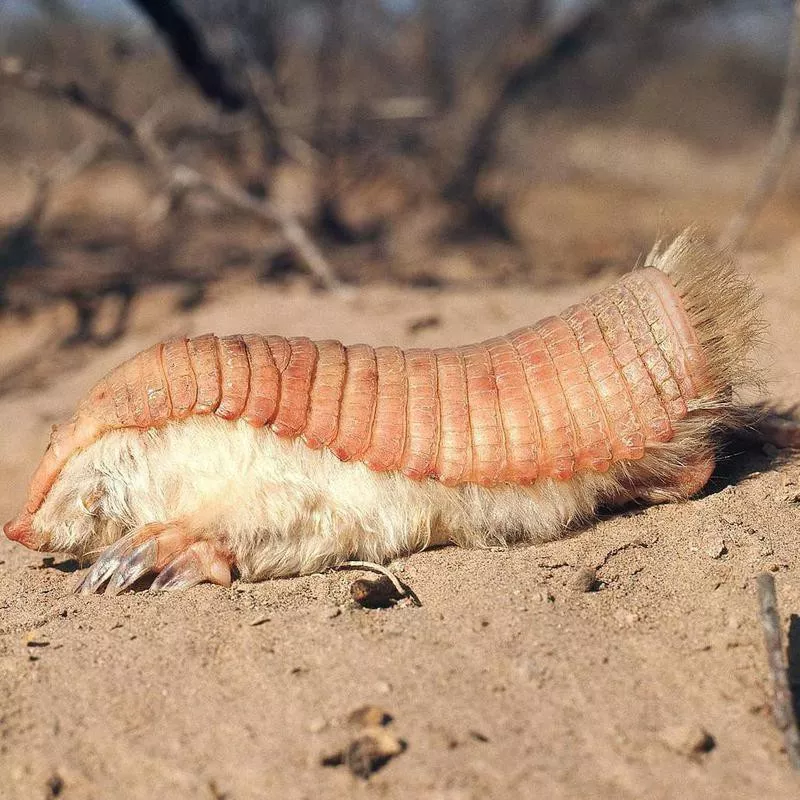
2;233;800;799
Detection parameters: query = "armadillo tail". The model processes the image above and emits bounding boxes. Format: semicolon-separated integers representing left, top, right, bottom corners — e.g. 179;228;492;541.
607;230;764;504
648;228;764;416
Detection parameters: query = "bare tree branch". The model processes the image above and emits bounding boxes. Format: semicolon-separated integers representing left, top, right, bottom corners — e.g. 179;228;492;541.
444;4;602;206
316;0;348;158
720;0;800;250
421;0;455;113
128;0;247;112
0;58;342;291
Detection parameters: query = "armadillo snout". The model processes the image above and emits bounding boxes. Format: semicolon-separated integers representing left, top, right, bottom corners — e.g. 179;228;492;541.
3;512;46;550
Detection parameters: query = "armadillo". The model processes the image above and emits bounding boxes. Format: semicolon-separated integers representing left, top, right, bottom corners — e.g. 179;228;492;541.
3;231;764;594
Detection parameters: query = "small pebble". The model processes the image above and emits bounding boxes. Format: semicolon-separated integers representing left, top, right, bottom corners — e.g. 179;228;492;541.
705;539;727;559
349;705;392;728
660;724;716;758
248;614;271;626
351;576;403;609
308;717;328;734
570;566;598;593
46;772;64;797
322;729;405;778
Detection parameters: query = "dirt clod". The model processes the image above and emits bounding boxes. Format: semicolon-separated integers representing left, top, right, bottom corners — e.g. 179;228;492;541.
571;566;598;593
350;576;404;608
660;725;716;759
323;707;405;778
322;729;406;779
705;538;728;559
348;705;393;728
46;773;64;798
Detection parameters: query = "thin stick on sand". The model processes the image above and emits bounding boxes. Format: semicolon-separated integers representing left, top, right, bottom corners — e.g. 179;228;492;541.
756;572;800;771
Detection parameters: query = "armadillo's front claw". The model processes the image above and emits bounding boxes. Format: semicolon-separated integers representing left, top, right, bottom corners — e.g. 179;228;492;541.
105;539;158;596
75;521;208;595
150;541;232;591
75;528;148;595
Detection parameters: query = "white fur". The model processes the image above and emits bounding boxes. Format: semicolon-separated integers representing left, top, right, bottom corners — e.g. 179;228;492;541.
33;417;622;580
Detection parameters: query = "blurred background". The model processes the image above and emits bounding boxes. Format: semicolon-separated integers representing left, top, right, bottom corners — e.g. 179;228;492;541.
0;0;797;363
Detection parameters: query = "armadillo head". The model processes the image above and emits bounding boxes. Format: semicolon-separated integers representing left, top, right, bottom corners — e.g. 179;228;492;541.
5;426;137;559
5;416;104;553
3;511;40;549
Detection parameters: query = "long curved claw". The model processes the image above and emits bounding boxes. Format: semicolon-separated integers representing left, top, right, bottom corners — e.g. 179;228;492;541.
151;541;232;592
75;522;193;596
105;539;158;596
75;528;146;595
75;523;232;596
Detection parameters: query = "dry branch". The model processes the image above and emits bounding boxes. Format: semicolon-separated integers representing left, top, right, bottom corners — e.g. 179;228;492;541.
128;0;246;112
0;58;342;291
444;4;601;206
756;572;800;771
720;0;800;250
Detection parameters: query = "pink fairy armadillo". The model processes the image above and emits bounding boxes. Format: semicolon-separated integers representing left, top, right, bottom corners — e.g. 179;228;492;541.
4;231;763;594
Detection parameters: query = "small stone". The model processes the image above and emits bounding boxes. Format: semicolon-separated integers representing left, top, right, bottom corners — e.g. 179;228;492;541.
375;681;392;695
570;566;598;593
46;772;64;797
248;614;271;626
660;724;716;758
720;514;740;526
321;728;406;778
308;717;328;734
705;539;727;559
348;705;392;728
350;576;403;609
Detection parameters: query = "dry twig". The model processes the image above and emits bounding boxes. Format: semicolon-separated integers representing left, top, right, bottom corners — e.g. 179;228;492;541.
0;58;342;291
720;0;800;250
756;572;800;771
128;0;246;112
444;3;601;205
